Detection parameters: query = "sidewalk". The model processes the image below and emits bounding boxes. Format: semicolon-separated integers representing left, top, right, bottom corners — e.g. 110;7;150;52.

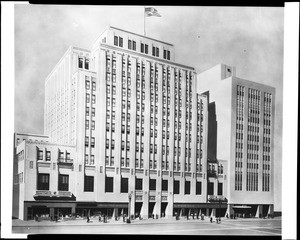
12;216;281;227
13;216;205;227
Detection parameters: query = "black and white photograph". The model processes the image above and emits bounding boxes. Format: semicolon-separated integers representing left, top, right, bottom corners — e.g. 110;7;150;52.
1;2;298;239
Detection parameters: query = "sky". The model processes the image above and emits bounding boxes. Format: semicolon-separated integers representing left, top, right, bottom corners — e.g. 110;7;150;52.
14;5;284;211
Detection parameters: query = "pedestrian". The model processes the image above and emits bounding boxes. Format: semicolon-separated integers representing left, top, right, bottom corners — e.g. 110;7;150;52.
87;215;90;223
219;217;221;223
216;217;219;224
210;217;213;223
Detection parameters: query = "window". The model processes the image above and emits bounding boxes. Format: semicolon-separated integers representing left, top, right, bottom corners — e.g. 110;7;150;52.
85;136;89;146
37;174;49;190
90;155;95;165
162;179;168;191
46;151;51;161
207;182;214;195
85;59;89;70
78;57;83;68
135;178;143;190
85;154;89;164
196;181;202;195
218;182;223;196
86;107;90;116
37;149;43;161
119;37;123;47
167;50;170;60
163;49;167;59
152;46;155;56
86;93;90;103
105;176;114;192
185;180;190;194
91;121;95;130
149;179;156;190
156;47;159;57
91;137;95;148
114;36;118;46
92;81;96;91
86;79;90;89
145;44;148;54
174;180;180;194
58;174;69;191
85;120;89;129
141;43;144;53
92;95;96;104
128;40;132;49
133;41;136;51
121;177;128;193
84;175;94;192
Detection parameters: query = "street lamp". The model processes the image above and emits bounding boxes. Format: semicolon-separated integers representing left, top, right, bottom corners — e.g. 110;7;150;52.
128;193;132;223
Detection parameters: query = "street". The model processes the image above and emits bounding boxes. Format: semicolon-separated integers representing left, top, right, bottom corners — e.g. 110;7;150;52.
12;217;281;235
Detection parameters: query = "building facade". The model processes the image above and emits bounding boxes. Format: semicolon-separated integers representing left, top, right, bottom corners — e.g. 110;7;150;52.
197;64;275;218
13;28;275;221
14;27;229;221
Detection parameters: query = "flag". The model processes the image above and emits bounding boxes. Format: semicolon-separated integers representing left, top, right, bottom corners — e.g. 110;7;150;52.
145;7;161;17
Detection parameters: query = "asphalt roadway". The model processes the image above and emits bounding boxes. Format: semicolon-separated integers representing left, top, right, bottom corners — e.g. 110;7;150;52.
12;216;281;236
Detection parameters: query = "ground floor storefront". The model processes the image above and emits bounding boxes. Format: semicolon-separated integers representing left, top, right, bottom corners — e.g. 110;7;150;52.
22;201;274;221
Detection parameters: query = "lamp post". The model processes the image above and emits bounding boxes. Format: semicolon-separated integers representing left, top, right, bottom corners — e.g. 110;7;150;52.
128;193;132;223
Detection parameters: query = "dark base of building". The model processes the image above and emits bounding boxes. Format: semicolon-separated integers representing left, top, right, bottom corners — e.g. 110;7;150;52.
18;201;273;221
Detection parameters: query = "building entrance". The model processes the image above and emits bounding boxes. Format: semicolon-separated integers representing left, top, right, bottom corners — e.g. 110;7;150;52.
135;202;142;218
161;203;168;217
149;202;155;217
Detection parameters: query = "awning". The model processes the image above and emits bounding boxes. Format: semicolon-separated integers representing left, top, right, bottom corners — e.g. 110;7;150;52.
232;206;251;209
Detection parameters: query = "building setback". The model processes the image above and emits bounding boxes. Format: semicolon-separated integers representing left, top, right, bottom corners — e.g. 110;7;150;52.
197;64;275;218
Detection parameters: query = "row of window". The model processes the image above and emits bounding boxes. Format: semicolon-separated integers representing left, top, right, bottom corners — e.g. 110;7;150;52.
113;36;171;60
78;57;89;70
37;173;69;191
85;77;96;91
235;171;243;191
37;149;71;162
262;173;270;191
246;172;258;191
86;93;96;104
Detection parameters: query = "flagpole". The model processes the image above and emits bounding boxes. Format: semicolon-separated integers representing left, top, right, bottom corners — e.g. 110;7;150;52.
144;6;146;36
